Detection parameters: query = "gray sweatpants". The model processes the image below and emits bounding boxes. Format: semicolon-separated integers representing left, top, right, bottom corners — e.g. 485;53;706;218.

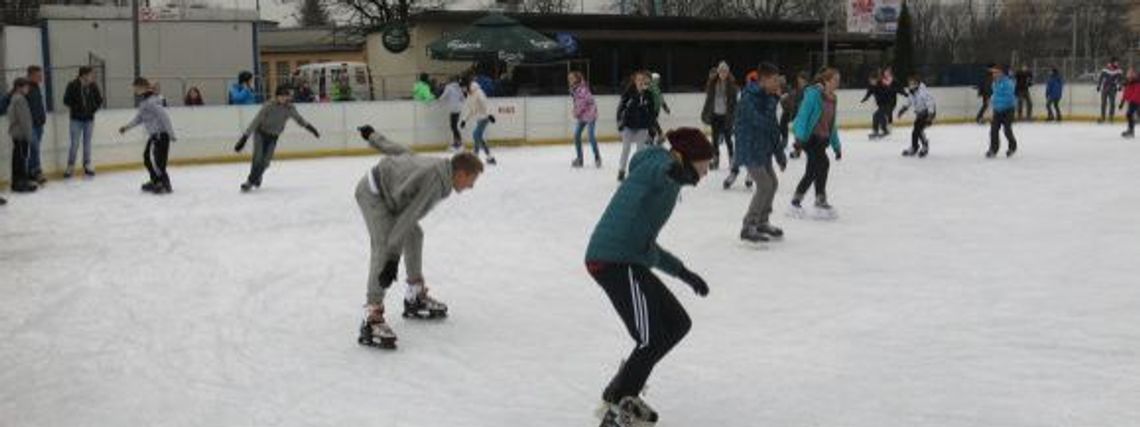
619;128;651;173
743;163;778;226
355;176;423;305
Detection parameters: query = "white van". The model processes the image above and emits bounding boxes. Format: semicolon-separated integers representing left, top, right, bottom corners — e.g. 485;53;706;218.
292;62;374;102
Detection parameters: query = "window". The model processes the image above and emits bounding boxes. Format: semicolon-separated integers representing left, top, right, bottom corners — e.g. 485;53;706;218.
276;61;291;88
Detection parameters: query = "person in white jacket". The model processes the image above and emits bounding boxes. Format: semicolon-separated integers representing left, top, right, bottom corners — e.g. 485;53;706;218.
897;75;937;158
438;77;466;151
460;81;496;165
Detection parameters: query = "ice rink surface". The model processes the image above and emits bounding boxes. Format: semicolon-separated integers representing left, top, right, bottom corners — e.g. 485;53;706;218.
2;123;1139;427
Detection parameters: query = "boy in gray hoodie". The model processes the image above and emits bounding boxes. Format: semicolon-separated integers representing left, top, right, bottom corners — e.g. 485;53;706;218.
7;78;38;193
356;152;483;349
119;77;176;194
235;86;320;192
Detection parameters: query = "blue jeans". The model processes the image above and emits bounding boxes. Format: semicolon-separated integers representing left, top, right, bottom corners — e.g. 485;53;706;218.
28;126;44;175
574;120;599;161
473;119;492;156
68;120;95;169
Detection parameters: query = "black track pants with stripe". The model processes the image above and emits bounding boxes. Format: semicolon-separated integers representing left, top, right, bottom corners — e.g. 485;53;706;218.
588;262;692;403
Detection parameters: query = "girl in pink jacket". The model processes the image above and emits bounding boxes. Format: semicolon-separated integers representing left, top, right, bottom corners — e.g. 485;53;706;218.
569;71;601;168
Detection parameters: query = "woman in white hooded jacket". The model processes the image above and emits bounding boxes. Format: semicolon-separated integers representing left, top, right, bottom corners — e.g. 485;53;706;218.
461;81;496;165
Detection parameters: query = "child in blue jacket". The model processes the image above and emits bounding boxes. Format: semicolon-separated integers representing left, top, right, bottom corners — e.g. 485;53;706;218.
1046;68;1064;122
988;65;1019;157
790;68;842;214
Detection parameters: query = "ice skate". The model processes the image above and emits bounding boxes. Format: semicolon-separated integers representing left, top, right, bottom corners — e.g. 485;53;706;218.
404;291;448;320
740;224;770;243
358;307;397;349
596;396;658;427
918;146;929;158
722;171;738;190
617;170;626;182
572;158;584;168
486;156;497;166
1006;148;1017;158
902;148;917;157
141;181;158;193
153;182;173;195
787;196;807;219
758;223;784;239
868;132;882;140
240;182;255;192
1122;130;1135;139
813;197;838;221
84;168;96;178
985;150;997;159
595;157;603;168
63;167;74;179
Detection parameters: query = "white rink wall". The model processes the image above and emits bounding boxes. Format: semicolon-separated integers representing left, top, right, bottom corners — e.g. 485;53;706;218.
0;84;1114;181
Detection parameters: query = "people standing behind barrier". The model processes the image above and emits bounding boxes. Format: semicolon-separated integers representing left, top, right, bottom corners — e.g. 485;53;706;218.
7;78;38;193
569;71;600;169
1045;68;1064;122
24;66;47;185
1014;64;1034;121
62;66;104;179
413;73;436;102
184;87;205;106
975;64;994;124
439;76;466;151
1098;57;1124;124
229;71;257;105
701;61;738;170
333;74;355;102
293;81;316;103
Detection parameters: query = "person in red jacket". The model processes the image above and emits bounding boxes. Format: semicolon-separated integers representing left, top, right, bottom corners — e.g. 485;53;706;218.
1121;68;1140;139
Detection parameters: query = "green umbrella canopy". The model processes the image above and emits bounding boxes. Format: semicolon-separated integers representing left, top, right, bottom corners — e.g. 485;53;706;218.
427;13;565;64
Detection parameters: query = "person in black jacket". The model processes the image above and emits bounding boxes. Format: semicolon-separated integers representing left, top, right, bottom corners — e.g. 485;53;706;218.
860;72;899;139
1015;64;1034;121
25;66;47;184
975;64;994;124
62;66;105;178
616;70;657;181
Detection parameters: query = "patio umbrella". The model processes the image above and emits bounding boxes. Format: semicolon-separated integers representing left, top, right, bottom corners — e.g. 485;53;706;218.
427;13;565;64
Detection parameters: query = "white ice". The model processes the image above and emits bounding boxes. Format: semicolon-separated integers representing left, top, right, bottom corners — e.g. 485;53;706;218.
2;123;1140;427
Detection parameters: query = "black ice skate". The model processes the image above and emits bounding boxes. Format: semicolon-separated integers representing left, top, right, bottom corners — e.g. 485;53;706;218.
141;181;159;193
240;182;255;192
595;157;603;168
486;156;498;165
617;170;626;182
1122;130;1135;139
985;150;998;159
404;293;448;319
918;146;929;158
572;158;584;168
740;225;770;243
723;171;738;190
902;148;917;157
358;312;398;350
1006;148;1017;158
758;223;784;239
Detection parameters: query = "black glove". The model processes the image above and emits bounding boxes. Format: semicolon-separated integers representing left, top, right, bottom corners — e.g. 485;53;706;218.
897;107;909;118
306;125;320;139
358;125;375;141
678;269;709;297
234;134;248;152
835;150;843;161
460;120;467;129
776;153;788;171
488;115;497;124
377;257;400;289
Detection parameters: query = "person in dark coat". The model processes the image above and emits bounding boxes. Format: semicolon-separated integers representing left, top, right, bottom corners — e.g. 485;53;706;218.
24;66;47;184
1014;64;1034;121
701;61;738;170
62;66;105;178
860;71;900;138
975;64;994;124
1045;68;1064;122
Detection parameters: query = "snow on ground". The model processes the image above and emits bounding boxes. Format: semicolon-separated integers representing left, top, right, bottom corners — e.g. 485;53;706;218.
2;123;1139;427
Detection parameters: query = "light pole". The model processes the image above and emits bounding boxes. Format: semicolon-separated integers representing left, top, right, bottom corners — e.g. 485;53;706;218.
822;0;835;69
132;0;140;84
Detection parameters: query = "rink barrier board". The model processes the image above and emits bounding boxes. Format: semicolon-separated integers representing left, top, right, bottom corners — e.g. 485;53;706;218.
0;85;1119;187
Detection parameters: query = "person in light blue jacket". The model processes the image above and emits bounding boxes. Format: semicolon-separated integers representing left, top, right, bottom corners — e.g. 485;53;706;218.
988;65;1018;157
790;67;842;214
1045;68;1064;122
228;71;257;105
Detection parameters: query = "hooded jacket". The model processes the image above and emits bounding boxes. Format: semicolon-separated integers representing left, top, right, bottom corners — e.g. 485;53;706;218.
586;147;686;277
367;155;454;278
734;82;785;168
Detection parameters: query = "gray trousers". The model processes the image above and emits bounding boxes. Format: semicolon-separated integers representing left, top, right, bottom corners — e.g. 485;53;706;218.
355;177;423;305
743;163;778;226
1102;90;1118;120
619;128;651;172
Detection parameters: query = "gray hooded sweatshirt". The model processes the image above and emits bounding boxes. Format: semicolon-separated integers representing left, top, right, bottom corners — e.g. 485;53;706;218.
124;95;176;139
6;93;34;141
366;155;453;278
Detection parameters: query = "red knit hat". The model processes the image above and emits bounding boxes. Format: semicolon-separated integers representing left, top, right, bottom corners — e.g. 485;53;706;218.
666;127;714;162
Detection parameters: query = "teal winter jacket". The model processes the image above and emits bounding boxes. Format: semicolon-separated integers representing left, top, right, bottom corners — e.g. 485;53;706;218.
792;85;841;153
585;147;686;276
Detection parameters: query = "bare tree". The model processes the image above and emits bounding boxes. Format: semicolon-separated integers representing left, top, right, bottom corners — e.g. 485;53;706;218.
1;0;40;26
337;0;454;31
518;0;576;13
298;0;331;27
